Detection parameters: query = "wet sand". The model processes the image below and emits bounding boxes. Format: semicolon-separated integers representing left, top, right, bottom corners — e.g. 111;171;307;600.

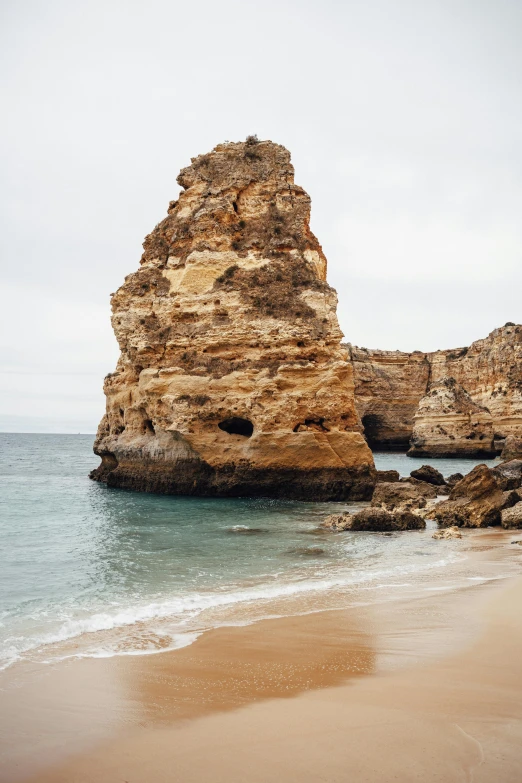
2;532;522;782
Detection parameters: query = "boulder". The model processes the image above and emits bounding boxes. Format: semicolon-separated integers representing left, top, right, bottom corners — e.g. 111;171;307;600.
432;526;462;540
501;501;522;529
376;469;400;483
445;472;464;490
372;481;436;511
501;436;522;461
433;464;505;528
410;464;446;486
347;507;425;532
322;506;426;532
491;459;522;491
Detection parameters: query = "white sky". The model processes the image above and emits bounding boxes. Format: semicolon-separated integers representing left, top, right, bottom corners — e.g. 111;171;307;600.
1;0;521;432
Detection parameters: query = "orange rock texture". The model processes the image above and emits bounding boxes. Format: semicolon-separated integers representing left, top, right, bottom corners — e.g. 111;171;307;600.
347;324;522;457
91;138;375;499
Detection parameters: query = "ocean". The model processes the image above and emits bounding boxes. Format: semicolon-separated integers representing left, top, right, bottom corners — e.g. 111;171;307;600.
0;434;510;672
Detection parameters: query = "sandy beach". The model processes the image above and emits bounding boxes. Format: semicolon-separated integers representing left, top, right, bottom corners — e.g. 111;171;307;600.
0;529;520;783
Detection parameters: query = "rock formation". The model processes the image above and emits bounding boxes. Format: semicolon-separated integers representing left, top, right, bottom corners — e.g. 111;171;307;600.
347;324;522;457
347;346;430;449
322;507;425;532
371;481;437;510
409;465;445;486
408;377;496;458
91;138;375;500
501;502;522;529
433;463;522;528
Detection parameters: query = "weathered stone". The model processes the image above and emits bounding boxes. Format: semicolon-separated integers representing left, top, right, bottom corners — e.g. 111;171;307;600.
349;507;425;531
408;377;495;458
90;139;375;500
433;464;504;528
346;346;430;449
322;506;425;532
445;472;464;490
376;469;400;483
432;526;462;540
449;464;498;500
501;501;522;529
347;324;522;455
501;436;522;460
410;464;445;486
371;481;436;511
491;459;522;491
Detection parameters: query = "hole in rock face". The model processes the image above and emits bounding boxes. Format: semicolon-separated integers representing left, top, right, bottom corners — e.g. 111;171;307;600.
293;418;329;433
362;414;383;443
232;200;238;213
218;417;254;437
143;419;155;435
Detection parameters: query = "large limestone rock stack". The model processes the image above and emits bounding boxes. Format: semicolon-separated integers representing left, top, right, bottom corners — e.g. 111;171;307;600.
91;138;375;500
407;377;496;458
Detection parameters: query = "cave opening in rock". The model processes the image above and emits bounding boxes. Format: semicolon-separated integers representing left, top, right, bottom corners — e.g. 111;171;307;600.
143;419;155;435
218;417;254;437
361;413;383;446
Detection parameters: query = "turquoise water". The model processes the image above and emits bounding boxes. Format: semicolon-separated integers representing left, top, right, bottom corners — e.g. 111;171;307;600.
0;435;503;671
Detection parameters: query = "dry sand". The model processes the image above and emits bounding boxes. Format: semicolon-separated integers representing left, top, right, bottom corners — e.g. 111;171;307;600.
1;533;522;783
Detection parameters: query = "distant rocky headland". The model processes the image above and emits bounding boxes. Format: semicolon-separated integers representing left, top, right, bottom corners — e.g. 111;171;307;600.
90;138;375;499
91;137;522;500
347;324;522;459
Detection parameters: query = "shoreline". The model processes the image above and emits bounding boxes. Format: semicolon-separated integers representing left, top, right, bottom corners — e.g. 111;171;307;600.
1;529;521;782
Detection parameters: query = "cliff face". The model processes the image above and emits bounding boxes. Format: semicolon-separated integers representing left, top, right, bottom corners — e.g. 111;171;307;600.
91;138;375;500
347;324;522;456
347;346;430;448
408;377;496;458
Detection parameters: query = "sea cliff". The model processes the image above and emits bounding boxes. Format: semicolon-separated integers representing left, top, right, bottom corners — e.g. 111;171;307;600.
347;323;522;458
91;138;375;499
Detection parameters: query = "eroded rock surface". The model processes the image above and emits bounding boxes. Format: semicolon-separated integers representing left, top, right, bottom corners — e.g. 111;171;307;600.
91;138;375;500
433;463;521;528
347;324;522;456
501;436;522;460
408;377;495;458
322;507;425;532
371;481;437;511
501;502;522;529
410;464;445;486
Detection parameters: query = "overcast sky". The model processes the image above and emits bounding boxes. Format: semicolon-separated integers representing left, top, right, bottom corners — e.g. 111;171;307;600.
1;0;521;433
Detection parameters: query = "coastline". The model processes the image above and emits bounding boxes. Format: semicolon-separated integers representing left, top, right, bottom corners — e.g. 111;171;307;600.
1;529;521;782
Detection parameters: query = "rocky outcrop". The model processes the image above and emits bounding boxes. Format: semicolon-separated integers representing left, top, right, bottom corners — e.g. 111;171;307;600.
492;460;522;490
446;473;464;490
347;324;522;456
322;507;425;532
90;138;375;500
347;346;430;449
371;481;437;510
408;377;496;458
410;465;445;486
501;436;522;460
501;502;522;529
376;469;400;483
433;463;521;528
